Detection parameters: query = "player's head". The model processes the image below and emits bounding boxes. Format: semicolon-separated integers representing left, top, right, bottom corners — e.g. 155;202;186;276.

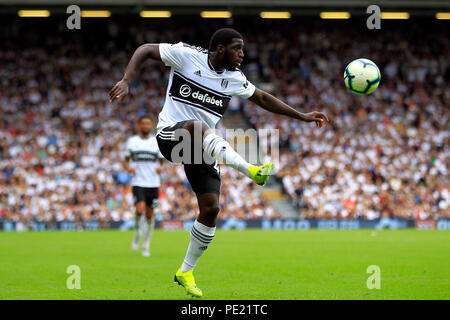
137;115;153;136
208;28;244;71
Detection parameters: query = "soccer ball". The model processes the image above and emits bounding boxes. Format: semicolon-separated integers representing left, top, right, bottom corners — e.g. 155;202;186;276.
344;58;381;95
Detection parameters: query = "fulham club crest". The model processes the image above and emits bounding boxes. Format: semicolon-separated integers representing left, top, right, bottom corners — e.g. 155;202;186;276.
221;79;228;89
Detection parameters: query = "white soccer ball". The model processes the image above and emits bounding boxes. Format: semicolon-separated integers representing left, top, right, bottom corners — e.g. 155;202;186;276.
344;58;381;95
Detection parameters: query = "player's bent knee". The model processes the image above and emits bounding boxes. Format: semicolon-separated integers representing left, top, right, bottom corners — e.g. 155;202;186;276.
201;205;220;218
136;202;146;215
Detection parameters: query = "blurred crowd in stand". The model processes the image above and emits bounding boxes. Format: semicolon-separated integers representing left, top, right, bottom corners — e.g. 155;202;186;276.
0;18;448;224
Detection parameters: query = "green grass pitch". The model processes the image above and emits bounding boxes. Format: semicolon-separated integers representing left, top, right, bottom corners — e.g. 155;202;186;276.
0;229;448;300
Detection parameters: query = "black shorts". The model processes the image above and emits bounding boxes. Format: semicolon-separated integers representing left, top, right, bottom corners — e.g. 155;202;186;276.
132;186;159;207
156;121;221;195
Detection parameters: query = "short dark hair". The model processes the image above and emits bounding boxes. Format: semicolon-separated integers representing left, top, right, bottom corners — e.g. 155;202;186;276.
208;28;243;52
138;114;152;123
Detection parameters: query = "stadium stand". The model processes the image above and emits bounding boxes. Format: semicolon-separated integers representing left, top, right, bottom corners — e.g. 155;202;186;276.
0;17;448;225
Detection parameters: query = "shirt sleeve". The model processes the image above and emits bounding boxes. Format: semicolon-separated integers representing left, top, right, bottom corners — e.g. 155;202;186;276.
159;42;186;70
231;72;256;99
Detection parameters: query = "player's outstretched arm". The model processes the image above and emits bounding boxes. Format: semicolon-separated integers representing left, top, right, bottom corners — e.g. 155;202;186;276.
109;44;162;102
248;88;329;128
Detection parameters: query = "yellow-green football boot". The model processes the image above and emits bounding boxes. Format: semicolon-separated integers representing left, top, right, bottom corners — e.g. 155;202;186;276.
248;162;273;186
174;268;203;298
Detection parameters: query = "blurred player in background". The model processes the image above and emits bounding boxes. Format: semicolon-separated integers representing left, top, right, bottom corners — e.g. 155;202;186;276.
110;28;328;297
124;115;164;257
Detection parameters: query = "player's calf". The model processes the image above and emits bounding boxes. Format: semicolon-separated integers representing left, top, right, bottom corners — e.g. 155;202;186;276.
142;208;155;257
132;202;146;251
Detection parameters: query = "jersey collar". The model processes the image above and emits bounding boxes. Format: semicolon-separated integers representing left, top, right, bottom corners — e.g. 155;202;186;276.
138;134;152;140
207;54;224;74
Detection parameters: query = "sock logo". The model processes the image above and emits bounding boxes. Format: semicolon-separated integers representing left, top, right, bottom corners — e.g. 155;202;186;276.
198;246;208;250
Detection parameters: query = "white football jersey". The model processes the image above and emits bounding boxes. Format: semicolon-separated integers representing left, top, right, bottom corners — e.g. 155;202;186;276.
125;135;163;188
157;42;256;133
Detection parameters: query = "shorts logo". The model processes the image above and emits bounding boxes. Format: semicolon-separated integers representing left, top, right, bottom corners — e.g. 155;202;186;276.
179;84;192;98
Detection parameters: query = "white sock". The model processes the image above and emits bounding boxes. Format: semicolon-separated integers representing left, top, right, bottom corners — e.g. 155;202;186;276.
180;220;216;273
133;214;141;243
203;133;251;177
143;218;155;249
